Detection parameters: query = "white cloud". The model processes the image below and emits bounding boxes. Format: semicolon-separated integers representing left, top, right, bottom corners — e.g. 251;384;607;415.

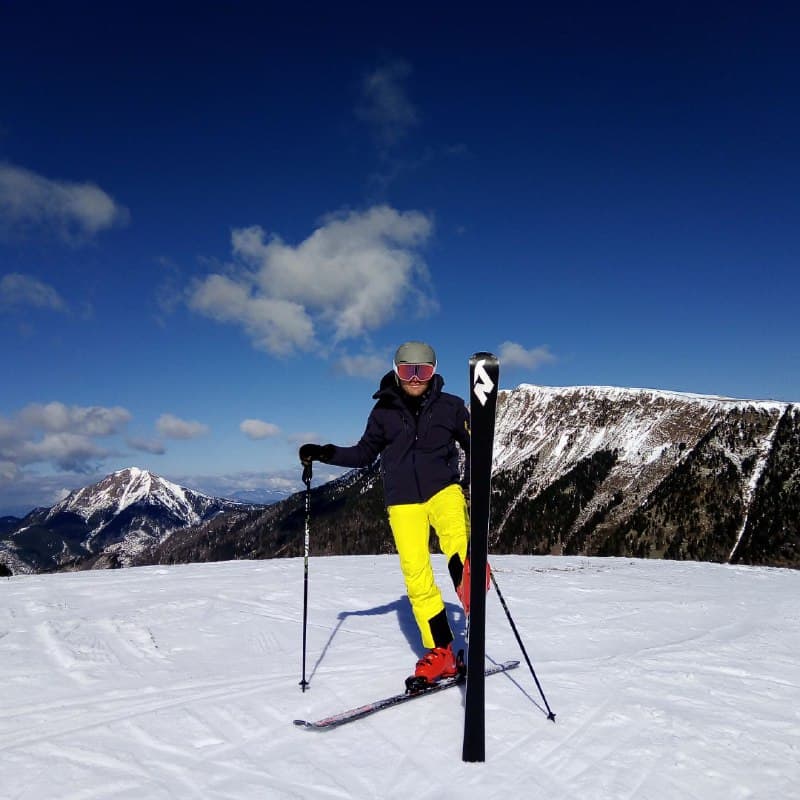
498;341;557;370
0;273;67;311
0;470;100;516
20;432;109;471
156;413;209;440
189;274;314;356
189;204;435;356
0;460;19;482
175;469;305;501
127;436;166;455
0;417;20;450
240;419;281;440
357;59;419;146
19;402;131;436
337;352;389;380
0;162;129;240
0;402;132;476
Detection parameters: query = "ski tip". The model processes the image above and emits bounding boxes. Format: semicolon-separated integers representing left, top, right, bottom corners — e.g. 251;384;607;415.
293;719;311;728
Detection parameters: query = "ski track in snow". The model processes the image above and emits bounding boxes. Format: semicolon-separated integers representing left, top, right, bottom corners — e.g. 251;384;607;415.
1;556;798;800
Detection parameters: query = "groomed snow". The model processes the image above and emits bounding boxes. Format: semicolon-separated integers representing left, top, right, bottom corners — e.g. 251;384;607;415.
1;556;798;799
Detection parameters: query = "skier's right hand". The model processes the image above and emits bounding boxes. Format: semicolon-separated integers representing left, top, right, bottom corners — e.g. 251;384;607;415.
299;443;335;465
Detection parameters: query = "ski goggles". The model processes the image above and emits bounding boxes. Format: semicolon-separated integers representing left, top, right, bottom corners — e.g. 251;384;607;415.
394;361;436;382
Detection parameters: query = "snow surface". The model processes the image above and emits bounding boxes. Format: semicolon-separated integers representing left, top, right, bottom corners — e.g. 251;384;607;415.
1;555;798;799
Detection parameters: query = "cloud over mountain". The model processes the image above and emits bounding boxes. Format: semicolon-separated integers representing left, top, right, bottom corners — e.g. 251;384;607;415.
498;341;557;370
0;402;131;475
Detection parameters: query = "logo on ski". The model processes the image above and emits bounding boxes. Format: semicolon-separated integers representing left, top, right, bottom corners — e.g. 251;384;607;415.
472;359;496;406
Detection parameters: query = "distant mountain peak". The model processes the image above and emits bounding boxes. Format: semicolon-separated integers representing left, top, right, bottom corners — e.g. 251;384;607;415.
49;466;209;525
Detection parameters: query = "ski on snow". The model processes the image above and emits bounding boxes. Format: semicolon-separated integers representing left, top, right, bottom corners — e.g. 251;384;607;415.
293;660;519;731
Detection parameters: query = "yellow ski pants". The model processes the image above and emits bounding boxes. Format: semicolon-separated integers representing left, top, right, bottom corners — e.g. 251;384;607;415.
387;483;469;649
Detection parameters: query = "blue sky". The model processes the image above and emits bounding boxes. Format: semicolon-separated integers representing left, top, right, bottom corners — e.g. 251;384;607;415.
1;3;799;515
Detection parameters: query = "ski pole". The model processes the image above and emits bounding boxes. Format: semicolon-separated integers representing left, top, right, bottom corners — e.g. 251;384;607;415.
490;571;556;722
299;462;312;692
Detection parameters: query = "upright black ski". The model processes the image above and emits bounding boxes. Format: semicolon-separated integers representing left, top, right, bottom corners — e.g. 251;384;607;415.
463;351;500;763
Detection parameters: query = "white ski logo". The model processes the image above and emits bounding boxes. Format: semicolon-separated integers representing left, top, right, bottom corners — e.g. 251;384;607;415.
472;359;495;406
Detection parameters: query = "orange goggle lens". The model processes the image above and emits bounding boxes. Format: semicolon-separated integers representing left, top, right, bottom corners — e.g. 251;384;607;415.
394;362;436;382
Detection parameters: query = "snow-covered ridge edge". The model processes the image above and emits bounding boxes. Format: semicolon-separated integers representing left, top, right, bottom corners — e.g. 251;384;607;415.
494;384;799;475
509;383;797;411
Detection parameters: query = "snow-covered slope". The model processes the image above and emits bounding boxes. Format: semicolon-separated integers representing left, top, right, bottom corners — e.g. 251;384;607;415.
0;555;797;798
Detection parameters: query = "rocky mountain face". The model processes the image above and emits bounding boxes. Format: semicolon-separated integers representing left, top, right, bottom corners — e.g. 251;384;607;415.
0;467;257;573
141;385;800;570
490;385;799;567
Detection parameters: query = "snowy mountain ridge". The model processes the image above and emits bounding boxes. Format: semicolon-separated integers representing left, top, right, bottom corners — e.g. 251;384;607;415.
511;382;792;408
49;467;212;530
490;384;800;564
493;383;795;473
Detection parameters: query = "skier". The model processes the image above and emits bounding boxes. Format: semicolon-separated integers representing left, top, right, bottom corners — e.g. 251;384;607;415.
299;341;474;686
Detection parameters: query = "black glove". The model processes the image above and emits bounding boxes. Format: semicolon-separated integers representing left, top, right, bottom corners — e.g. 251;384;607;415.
299;443;335;465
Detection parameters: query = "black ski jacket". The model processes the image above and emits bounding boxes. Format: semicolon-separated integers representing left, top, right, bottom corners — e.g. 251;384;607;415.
325;371;470;506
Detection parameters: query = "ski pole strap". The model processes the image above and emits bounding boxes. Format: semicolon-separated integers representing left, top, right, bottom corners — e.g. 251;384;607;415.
302;461;313;486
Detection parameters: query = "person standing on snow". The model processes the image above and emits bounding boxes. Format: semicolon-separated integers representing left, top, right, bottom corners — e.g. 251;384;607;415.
299;341;475;687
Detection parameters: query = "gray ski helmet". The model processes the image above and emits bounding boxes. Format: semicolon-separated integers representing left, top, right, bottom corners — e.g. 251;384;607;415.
394;341;436;365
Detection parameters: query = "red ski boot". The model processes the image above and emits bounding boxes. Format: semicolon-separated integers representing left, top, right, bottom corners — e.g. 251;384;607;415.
405;644;458;691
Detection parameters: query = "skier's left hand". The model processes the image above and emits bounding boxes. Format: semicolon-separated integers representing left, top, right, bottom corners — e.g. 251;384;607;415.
299;443;335;465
